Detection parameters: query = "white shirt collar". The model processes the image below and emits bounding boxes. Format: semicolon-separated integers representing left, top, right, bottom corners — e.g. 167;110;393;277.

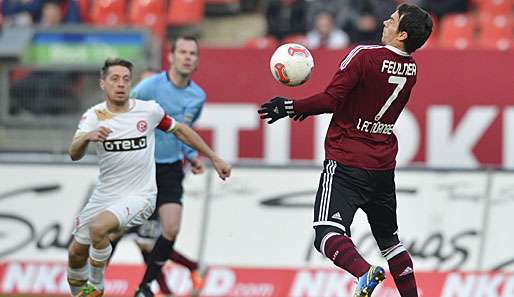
385;45;410;57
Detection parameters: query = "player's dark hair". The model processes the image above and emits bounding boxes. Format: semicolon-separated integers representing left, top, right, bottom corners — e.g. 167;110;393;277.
101;58;133;79
170;36;199;53
397;4;433;53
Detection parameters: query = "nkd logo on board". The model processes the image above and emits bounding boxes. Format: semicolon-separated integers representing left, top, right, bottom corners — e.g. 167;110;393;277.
0;262;129;295
441;272;514;297
184;267;276;297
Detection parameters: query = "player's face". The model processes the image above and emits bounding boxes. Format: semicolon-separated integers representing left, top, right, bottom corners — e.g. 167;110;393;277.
100;65;132;104
169;39;199;77
382;11;405;46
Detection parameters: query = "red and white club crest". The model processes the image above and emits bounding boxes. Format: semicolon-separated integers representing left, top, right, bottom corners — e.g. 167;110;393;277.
137;120;148;132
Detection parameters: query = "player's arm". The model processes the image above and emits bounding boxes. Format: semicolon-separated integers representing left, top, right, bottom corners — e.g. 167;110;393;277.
181;136;203;174
68;127;112;161
173;124;230;180
69;132;90;161
158;116;230;180
181;137;203;174
258;91;337;124
297;90;341;114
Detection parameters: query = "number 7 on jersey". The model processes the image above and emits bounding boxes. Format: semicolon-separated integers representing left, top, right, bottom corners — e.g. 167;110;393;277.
374;76;407;121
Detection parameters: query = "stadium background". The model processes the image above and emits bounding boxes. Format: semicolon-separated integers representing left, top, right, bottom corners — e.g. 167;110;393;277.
1;0;514;296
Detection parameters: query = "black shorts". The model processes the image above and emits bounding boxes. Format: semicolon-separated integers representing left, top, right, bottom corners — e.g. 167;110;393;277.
313;160;398;239
156;161;185;208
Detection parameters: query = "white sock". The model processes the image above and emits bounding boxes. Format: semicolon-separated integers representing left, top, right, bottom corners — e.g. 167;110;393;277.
89;244;112;291
67;264;89;296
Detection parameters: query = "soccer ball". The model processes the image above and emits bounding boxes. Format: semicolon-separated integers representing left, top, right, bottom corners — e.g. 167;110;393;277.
269;43;314;87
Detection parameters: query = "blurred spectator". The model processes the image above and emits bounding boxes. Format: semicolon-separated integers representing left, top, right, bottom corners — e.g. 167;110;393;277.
266;0;307;41
2;0;44;25
345;0;397;44
305;0;354;31
41;0;81;25
421;0;468;19
306;11;349;49
39;0;62;26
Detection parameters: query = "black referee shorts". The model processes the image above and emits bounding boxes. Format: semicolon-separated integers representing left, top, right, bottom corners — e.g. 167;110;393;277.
156;161;185;208
313;160;398;239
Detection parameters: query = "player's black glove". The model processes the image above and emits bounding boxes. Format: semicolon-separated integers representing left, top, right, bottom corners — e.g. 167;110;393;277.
290;113;308;122
258;97;307;124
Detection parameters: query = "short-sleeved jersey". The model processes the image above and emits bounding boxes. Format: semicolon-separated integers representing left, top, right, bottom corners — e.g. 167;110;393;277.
76;99;176;202
324;45;417;170
130;72;206;164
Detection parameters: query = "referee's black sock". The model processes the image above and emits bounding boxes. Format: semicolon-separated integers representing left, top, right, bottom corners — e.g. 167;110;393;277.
141;235;175;286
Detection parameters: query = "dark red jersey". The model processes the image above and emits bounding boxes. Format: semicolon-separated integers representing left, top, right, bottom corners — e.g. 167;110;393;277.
295;45;417;170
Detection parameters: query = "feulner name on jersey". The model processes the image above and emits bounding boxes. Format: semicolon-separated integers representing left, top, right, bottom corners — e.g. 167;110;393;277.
103;136;147;152
356;118;394;135
381;60;416;76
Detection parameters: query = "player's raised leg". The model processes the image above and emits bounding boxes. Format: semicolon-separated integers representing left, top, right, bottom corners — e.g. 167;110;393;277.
312;161;386;296
67;240;90;296
86;211;120;295
314;227;386;297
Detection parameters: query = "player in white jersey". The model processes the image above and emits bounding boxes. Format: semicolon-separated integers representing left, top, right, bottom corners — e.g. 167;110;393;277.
66;58;231;297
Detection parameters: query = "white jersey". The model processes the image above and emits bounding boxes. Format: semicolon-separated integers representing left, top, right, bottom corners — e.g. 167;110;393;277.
76;99;176;203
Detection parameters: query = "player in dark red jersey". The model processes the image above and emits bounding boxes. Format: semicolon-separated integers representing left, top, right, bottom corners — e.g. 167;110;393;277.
259;4;432;297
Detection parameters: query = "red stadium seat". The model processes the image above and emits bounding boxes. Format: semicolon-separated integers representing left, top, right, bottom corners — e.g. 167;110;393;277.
90;0;126;26
129;0;165;38
480;35;513;49
439;13;477;49
167;0;204;26
479;14;514;49
244;36;280;49
477;0;513;15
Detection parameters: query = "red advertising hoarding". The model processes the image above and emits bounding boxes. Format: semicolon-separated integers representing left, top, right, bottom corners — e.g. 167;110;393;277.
192;48;514;168
1;262;513;297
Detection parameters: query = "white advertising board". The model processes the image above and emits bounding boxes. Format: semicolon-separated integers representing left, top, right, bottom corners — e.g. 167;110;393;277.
0;164;513;272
